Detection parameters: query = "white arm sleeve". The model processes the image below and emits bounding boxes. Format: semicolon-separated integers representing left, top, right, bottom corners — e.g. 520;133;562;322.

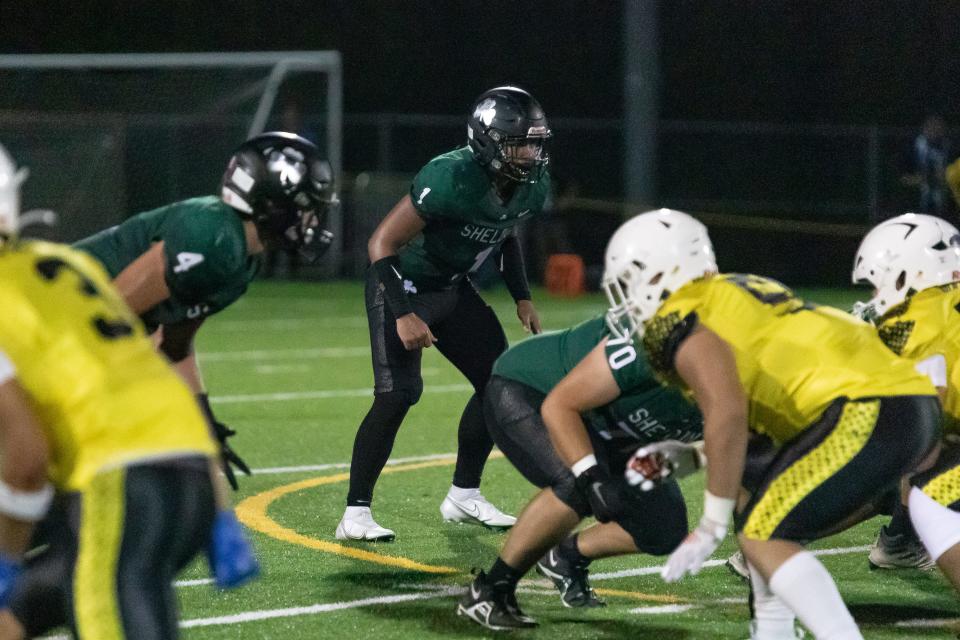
915;353;948;388
0;349;15;385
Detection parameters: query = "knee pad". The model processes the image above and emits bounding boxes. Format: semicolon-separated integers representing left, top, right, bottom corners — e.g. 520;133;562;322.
909;486;960;561
376;387;421;411
552;475;591;518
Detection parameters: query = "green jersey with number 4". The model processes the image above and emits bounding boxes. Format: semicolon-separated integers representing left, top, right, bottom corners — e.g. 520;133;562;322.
402;146;550;291
75;196;260;331
492;316;702;445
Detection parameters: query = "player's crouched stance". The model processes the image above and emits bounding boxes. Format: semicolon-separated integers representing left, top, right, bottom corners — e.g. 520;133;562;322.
852;213;960;591
605;210;939;640
457;315;702;629
0;146;257;640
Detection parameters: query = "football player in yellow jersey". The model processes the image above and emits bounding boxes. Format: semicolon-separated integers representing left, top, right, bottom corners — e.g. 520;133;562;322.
852;212;960;592
0;144;258;640
590;209;940;640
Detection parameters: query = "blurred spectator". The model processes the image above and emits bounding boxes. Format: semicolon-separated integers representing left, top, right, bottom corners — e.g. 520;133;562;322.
903;115;952;215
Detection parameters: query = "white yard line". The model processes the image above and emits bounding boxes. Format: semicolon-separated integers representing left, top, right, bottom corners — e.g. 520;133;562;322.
181;588;463;628
252;452;457;475
590;545;871;581
201;346;371;362
211;383;472;404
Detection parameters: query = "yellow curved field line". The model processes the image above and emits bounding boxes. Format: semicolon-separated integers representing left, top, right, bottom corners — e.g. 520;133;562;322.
236;457;466;574
236;452;687;604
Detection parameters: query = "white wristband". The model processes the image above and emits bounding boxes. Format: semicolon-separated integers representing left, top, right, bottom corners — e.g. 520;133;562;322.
571;454;598;478
0;480;53;522
703;490;735;528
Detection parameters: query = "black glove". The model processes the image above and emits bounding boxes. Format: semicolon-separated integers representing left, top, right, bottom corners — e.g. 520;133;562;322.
574;464;623;523
198;393;252;490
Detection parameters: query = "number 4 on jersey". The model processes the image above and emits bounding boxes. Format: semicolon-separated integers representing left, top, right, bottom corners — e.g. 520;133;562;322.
173;252;205;274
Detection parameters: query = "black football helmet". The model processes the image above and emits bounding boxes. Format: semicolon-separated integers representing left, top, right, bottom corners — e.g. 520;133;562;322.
221;132;337;262
467;86;551;183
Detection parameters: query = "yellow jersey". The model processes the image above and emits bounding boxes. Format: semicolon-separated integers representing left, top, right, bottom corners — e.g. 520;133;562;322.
642;273;936;444
0;241;216;491
876;283;960;432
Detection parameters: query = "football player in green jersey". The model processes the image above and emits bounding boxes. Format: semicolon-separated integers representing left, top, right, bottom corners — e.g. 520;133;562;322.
75;132;337;489
457;316;702;629
337;87;551;541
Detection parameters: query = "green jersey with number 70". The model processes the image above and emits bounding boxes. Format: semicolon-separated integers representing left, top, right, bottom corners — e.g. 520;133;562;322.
492;316;703;446
402;146;550;291
74;196;260;332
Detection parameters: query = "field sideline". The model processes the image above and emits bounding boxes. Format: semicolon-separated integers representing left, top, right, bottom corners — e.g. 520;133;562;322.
51;281;960;639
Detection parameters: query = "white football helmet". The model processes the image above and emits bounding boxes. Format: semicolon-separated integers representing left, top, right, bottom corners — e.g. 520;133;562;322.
602;209;717;339
852;213;960;321
0;143;28;242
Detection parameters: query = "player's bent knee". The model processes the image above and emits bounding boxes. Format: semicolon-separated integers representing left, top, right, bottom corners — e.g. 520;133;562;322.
376;386;422;409
552;476;591;518
909;486;960;561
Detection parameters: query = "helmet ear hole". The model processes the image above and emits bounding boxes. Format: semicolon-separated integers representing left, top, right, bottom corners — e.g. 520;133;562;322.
895;271;907;291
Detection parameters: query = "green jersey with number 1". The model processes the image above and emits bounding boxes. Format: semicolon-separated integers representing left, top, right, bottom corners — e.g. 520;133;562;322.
492;316;703;446
74;196;260;332
402;146;550;291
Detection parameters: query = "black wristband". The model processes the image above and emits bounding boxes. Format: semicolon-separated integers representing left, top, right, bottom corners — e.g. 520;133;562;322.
372;256;414;317
499;235;531;302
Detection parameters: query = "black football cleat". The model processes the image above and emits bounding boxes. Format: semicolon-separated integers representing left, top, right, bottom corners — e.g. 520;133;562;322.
536;547;605;608
456;571;538;631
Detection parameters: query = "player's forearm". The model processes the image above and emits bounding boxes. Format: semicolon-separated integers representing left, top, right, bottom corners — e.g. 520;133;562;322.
702;410;748;500
541;398;595;468
499;235;531;302
174;353;205;394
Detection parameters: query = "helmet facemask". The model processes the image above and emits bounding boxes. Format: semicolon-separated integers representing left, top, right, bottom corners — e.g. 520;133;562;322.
490;131;551;183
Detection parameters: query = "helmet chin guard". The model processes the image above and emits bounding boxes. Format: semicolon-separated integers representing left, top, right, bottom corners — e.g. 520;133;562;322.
853;213;960;320
602;209;717;339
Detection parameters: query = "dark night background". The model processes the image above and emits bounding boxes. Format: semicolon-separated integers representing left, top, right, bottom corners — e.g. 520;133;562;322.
1;1;958;284
3;1;956;124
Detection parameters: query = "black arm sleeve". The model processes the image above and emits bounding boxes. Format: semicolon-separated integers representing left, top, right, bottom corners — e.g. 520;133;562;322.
158;317;204;363
499;235;531;302
372;256;414;317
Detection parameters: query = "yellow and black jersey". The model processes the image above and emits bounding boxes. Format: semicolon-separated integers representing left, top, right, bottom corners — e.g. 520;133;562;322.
642;273;935;444
876;282;960;431
0;241;216;491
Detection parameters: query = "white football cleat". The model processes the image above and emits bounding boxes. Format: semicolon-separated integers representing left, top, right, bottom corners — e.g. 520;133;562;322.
335;506;396;542
440;491;516;528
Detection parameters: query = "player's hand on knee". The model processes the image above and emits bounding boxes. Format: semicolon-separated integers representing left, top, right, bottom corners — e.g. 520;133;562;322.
396;313;436;350
626;440;706;491
207;510;260;589
516;300;542;334
574;464;623;523
0;553;21;607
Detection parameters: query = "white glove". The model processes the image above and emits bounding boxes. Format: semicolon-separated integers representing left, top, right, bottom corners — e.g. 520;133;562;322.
625;440;706;491
661;515;727;583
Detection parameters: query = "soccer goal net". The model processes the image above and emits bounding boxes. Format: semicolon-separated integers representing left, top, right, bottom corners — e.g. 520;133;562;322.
0;51;342;273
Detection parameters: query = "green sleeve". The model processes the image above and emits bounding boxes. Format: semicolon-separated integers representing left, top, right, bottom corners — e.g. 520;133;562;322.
605;336;660;394
162;207;245;304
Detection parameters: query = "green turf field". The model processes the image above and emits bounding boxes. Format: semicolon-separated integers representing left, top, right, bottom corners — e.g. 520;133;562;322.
112;281;958;639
